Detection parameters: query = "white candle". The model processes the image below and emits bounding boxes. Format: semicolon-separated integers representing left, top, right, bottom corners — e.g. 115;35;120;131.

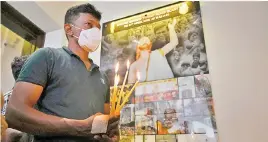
117;71;140;112
116;60;130;110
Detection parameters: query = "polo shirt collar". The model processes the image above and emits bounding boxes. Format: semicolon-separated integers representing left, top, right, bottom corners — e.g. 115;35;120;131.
63;47;99;71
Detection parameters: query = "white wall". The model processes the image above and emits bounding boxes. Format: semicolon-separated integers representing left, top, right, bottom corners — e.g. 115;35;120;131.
201;2;268;142
43;29;65;48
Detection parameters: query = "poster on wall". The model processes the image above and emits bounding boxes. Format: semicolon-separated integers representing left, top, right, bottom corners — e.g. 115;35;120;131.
100;1;208;86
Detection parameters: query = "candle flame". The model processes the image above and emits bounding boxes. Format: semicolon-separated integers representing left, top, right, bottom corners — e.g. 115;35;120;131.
115;75;120;86
115;62;119;73
127;60;130;69
137;71;140;81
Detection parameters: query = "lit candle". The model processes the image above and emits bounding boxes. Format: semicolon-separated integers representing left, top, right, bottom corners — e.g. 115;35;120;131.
111;75;120;114
117;72;140;112
116;60;130;110
111;63;119;114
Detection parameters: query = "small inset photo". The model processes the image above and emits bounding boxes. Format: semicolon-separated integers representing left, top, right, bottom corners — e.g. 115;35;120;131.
120;104;135;135
195;74;212;98
144;135;156;142
178;76;196;99
135;135;143;142
135;102;157;115
176;134;218;142
135;115;157;135
156;100;183;115
119;136;134;142
185;116;216;135
183;98;210;117
156;135;176;142
157;112;186;134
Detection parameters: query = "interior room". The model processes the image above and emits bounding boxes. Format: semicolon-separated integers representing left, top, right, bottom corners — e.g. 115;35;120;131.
1;1;268;142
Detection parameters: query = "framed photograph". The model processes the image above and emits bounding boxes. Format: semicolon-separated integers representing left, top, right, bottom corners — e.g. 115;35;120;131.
176;134;218;142
156;100;183;115
183;98;210;117
135;78;179;103
120;136;135;142
194;74;212;98
100;1;208;86
135;102;157;116
156;135;176;142
135;135;143;142
144;135;156;142
120;104;135;136
178;76;196;99
157;113;186;134
184;116;216;135
135;115;157;135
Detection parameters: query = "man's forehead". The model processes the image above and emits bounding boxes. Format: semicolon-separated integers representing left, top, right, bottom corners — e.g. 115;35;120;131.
76;13;100;27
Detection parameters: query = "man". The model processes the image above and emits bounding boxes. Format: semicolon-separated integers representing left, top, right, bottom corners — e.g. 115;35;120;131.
128;19;178;83
191;52;207;72
157;109;185;134
6;3;119;142
152;23;169;51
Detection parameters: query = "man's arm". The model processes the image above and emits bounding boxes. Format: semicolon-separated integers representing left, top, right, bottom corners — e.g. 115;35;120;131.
162;19;179;55
127;64;136;84
6;82;93;136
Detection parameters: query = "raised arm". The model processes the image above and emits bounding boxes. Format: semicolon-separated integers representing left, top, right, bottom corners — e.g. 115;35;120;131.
127;63;137;84
161;19;179;55
5;48;94;137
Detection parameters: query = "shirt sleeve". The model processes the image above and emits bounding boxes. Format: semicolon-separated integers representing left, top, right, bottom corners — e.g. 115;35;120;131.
16;48;54;87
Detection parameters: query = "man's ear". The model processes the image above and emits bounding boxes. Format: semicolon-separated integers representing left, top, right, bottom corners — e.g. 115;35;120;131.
64;24;73;37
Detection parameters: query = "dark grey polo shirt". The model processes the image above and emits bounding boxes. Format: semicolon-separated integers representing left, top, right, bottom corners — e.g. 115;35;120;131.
17;47;110;141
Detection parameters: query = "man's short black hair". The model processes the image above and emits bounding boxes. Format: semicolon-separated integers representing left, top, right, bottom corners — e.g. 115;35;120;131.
64;3;102;24
193;52;201;58
11;55;29;80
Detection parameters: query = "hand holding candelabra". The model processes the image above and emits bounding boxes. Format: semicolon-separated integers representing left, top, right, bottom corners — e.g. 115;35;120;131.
110;60;140;116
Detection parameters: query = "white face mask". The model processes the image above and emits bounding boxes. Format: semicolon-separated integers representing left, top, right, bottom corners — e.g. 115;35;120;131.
72;26;101;52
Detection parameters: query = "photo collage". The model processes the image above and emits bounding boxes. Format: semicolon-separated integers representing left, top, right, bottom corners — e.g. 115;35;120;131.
117;74;218;142
101;1;219;142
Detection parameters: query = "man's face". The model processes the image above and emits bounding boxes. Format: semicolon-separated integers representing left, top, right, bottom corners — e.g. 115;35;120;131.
164;113;177;128
155;26;168;42
193;56;200;62
66;13;100;41
190;33;198;42
181;64;190;70
173;51;181;60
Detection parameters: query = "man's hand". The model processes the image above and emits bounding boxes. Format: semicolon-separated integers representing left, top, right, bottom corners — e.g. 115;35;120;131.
94;135;119;142
168;19;177;30
91;114;120;141
107;115;120;137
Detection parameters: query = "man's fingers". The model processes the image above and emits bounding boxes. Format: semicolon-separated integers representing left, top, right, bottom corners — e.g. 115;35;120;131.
108;129;119;137
108;115;120;124
172;19;177;26
94;135;102;140
107;121;119;131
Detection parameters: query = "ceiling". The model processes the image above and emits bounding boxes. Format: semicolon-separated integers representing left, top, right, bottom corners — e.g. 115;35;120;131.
7;1;174;33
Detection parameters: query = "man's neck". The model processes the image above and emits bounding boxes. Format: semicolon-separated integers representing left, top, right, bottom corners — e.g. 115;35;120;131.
68;43;89;61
